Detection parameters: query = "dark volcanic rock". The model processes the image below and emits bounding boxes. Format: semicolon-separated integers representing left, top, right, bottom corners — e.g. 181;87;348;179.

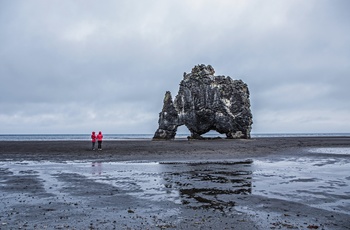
152;91;179;140
153;64;253;140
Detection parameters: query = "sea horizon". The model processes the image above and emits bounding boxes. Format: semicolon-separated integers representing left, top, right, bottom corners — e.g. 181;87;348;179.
0;133;349;141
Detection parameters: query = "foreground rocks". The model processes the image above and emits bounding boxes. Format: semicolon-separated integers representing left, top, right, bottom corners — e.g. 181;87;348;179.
153;64;253;140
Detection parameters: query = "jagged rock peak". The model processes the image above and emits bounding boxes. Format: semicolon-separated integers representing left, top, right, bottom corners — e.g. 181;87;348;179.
191;64;215;76
183;64;216;80
153;64;253;140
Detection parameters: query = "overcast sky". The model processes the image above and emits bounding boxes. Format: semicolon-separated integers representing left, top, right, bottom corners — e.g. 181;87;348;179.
1;0;349;134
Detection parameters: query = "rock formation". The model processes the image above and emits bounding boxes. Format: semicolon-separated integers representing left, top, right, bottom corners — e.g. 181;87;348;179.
153;64;253;140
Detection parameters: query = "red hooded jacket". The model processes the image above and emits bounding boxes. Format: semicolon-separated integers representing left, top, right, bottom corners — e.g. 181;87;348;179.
97;131;103;141
91;132;96;143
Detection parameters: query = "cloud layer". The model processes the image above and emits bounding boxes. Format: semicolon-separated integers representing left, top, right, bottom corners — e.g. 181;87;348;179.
1;0;349;134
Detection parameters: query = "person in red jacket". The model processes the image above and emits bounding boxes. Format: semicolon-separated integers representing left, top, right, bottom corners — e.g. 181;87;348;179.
91;131;97;150
97;131;103;150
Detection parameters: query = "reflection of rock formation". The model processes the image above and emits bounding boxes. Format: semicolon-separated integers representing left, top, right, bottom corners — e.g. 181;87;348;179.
161;160;253;210
153;64;253;140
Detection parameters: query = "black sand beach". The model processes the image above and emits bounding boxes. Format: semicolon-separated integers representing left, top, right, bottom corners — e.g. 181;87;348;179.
1;137;350;229
1;136;349;161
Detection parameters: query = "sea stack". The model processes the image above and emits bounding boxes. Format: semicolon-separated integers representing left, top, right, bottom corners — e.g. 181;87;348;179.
153;64;253;140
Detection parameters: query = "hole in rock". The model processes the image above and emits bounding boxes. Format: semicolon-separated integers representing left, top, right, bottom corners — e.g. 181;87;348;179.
175;125;190;138
201;130;226;138
175;126;226;139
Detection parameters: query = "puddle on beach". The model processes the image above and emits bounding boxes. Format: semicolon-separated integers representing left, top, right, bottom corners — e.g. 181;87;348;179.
0;160;253;210
253;157;350;214
1;149;349;216
308;147;350;155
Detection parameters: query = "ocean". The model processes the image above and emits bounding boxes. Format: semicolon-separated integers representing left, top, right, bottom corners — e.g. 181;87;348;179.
0;133;349;141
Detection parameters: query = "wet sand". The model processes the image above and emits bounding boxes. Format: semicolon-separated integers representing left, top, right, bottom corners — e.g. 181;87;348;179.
0;137;350;229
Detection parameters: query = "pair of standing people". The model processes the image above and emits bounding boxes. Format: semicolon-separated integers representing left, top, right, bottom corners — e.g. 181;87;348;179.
91;131;103;150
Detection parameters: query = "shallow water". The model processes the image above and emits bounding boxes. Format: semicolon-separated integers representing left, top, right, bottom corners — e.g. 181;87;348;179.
308;147;350;155
1;149;349;215
253;157;350;214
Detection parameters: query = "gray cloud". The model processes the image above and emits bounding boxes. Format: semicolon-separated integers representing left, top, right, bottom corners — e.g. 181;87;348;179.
1;0;349;134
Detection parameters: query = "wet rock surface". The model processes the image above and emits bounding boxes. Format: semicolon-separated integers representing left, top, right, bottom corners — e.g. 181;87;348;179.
153;64;253;140
1;139;350;229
